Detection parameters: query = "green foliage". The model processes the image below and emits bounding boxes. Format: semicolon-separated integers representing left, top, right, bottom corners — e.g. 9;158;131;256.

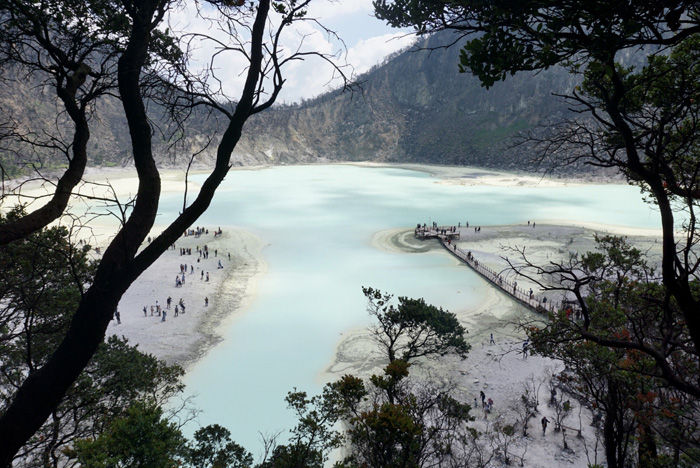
528;236;700;466
326;360;474;468
186;424;253;468
0;206;94;376
72;403;185;468
362;287;470;363
0;206;187;466
257;389;343;468
374;1;699;87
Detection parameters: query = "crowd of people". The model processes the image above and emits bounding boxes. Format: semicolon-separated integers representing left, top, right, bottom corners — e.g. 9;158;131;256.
112;227;228;325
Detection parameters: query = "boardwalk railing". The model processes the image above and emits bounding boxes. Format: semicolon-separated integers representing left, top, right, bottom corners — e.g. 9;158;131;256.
416;226;561;315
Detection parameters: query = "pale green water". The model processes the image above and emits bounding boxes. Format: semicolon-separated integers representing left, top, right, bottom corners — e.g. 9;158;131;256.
166;165;658;453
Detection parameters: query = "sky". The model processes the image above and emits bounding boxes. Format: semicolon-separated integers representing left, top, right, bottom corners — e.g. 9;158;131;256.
169;0;417;104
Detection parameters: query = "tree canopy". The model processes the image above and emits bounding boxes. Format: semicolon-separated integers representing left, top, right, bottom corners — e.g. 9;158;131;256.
363;286;470;364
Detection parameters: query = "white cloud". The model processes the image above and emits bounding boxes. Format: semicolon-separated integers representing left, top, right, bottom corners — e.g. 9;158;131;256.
347;32;416;75
306;0;374;20
162;0;416;103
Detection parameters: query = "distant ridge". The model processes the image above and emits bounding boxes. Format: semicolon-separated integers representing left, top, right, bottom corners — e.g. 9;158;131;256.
0;31;591;175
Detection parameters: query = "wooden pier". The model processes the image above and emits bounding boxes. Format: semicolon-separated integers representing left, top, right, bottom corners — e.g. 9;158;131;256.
415;226;560;315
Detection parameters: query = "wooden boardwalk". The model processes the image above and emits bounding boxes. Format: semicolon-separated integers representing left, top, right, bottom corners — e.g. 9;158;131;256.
415;226;560;315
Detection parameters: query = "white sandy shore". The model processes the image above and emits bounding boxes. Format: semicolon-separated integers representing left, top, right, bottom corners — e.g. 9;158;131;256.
106;228;266;367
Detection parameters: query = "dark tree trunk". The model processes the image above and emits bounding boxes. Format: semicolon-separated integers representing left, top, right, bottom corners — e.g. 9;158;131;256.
0;0;273;464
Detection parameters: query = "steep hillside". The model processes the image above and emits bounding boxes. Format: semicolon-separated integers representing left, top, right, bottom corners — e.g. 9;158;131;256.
0;31;584;174
218;31;580;171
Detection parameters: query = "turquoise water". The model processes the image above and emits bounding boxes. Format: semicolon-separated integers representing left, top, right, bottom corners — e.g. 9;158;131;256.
170;165;659;453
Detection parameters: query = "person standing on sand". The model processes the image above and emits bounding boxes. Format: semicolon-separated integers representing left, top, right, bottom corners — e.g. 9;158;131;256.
175;305;179;316
205;297;209;307
143;306;147;317
167;296;172;309
480;391;486;406
490;333;495;345
161;310;166;322
206;272;209;282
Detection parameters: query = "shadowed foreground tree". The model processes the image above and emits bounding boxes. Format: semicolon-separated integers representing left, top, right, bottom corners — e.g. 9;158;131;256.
524;236;700;467
327;361;476;468
72;403;186;468
373;2;700;465
0;0;353;464
373;0;700;396
0;208;186;467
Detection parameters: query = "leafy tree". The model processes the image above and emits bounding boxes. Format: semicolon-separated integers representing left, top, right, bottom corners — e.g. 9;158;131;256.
0;0;353;463
0;208;187;467
71;403;186;468
186;424;253;468
362;287;470;364
526;237;700;467
327;360;474;468
257;390;343;468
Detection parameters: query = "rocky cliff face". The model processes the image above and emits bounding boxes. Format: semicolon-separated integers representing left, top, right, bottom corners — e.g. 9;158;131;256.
0;31;587;174
224;30;581;171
